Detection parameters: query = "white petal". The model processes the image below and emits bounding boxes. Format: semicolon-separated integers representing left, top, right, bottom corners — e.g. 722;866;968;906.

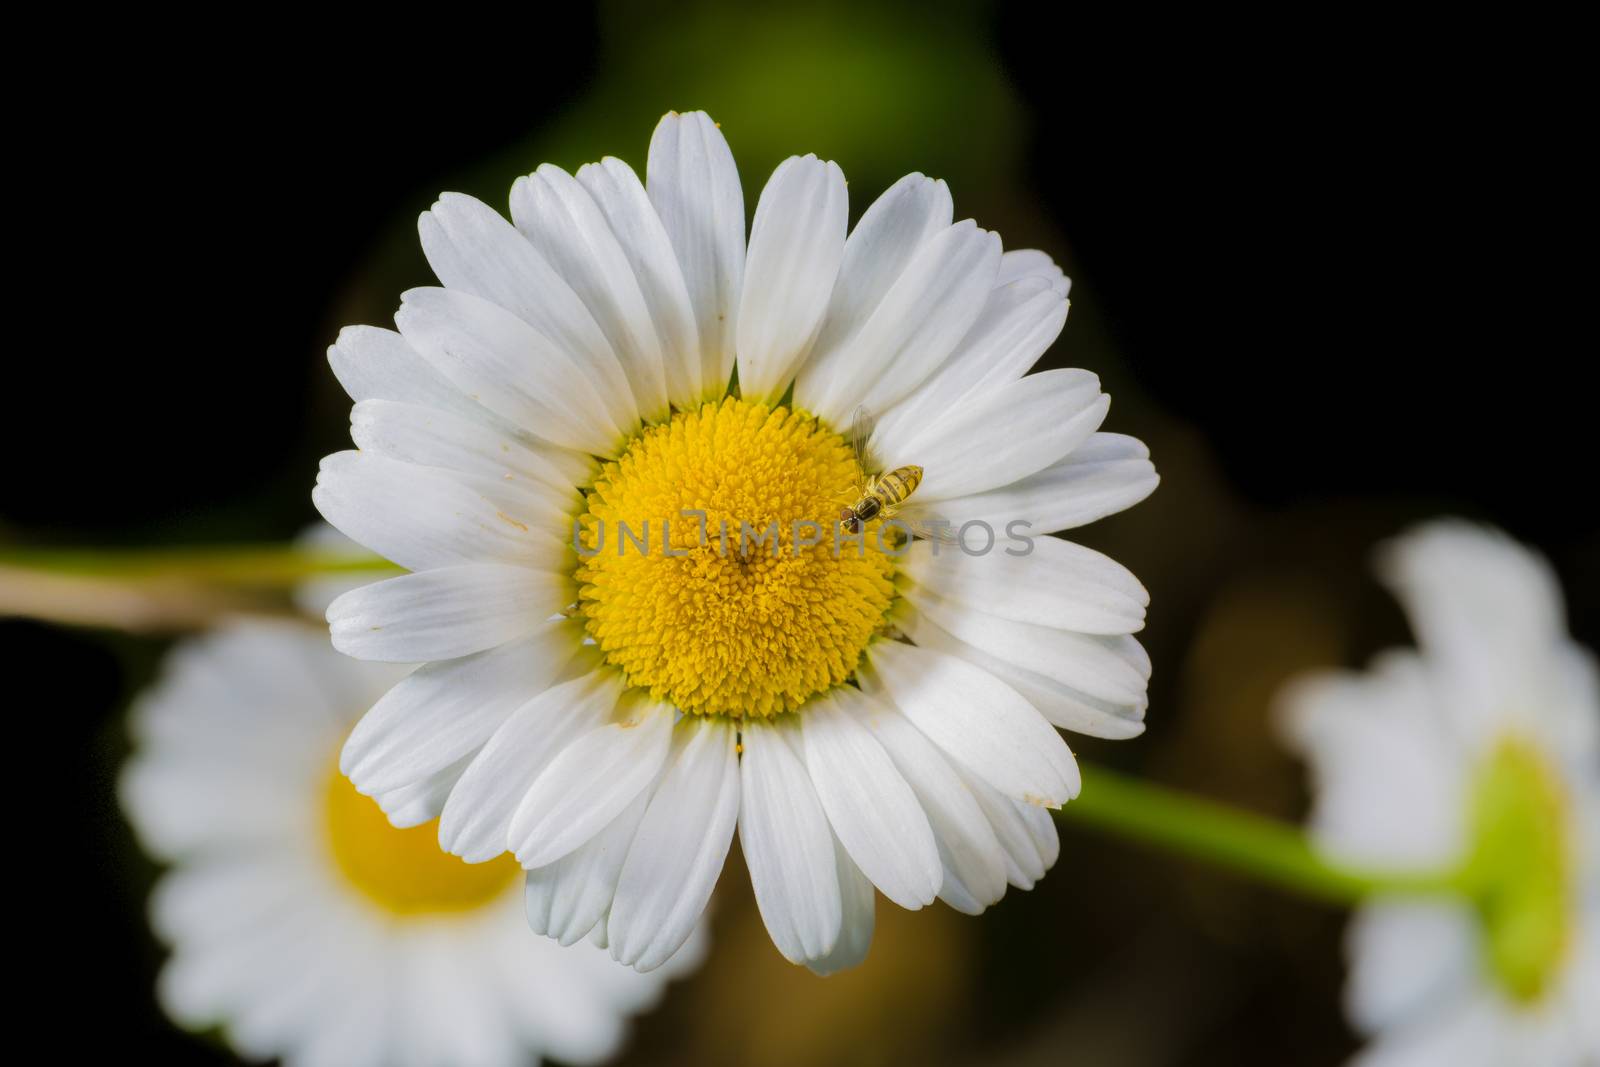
488;933;634;1066
313;451;561;573
1557;925;1600;1056
119;623;374;857
813;172;950;340
1345;900;1477;1035
170;894;359;1060
577;156;704;408
901;432;1158;535
393;933;518;1067
371;753;471;829
291;523;376;620
891;369;1108;501
511;165;669;422
418;192;637;430
396;286;628;455
362;467;570;544
326;563;570;663
511;697;675;868
903;609;1146;739
806;838;877;976
862;640;1079;807
1552;643;1600;770
125;618;374;763
340;619;582;795
1277;652;1470;869
121;755;304;857
609;717;740;971
792;172;952;417
647;111;744;400
736;155;848;403
738;717;843;963
329;337;595;489
996;248;1070;295
901;535;1147;635
802;689;940;909
1348;992;1507;1067
524;782;655;946
149;850;306;950
1380;520;1566;659
933;871;985;916
955;763;1054;889
1014;794;1060;872
349;398;589;503
153;855;357;1032
904;587;1150;706
797;220;1001;426
294;972;390;1067
327;325;480;418
871;280;1069;463
846;693;1008;913
436;666;621;863
1377;520;1574;745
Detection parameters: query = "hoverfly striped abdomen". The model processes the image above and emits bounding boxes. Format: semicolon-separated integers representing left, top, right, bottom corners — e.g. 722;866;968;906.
840;465;924;533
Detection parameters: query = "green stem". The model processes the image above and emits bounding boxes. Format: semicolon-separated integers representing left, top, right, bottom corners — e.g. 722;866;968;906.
0;545;399;586
1064;763;1469;905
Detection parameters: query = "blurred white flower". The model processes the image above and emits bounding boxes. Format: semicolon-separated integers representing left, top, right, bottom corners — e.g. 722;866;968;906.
1281;521;1599;1066
311;109;1157;973
121;619;701;1067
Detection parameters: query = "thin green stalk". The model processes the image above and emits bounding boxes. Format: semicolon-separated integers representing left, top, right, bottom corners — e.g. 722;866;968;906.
0;545;399;586
1064;763;1469;905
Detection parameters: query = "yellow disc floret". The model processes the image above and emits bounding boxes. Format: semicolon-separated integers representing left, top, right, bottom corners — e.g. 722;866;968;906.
575;398;896;718
324;763;518;915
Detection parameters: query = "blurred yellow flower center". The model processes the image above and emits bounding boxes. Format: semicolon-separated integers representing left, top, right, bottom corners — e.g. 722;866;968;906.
1467;736;1574;1003
575;398;896;718
324;766;518;915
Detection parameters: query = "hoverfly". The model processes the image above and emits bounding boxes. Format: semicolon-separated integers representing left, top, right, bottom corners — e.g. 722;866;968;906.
838;407;930;535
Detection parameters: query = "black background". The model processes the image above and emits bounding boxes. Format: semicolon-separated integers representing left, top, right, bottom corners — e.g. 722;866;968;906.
5;7;1592;1065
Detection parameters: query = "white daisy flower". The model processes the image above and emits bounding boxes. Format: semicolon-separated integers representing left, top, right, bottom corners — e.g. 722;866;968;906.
1280;521;1600;1066
121;619;700;1067
313;110;1159;973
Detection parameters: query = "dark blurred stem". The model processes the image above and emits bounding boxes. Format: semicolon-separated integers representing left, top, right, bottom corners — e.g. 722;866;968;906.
0;545;402;630
0;545;398;586
1063;763;1468;905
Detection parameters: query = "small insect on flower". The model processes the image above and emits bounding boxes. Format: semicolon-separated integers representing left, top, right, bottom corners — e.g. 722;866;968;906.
838;407;925;534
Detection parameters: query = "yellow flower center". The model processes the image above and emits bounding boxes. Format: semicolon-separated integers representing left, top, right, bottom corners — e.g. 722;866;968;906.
324;764;518;915
1467;736;1575;1004
575;398;897;718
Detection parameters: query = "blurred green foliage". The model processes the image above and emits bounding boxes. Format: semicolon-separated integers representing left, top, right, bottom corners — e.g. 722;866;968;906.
463;2;1023;216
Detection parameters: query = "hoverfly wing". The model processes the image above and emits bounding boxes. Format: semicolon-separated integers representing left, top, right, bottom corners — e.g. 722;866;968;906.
848;405;878;479
902;513;964;547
